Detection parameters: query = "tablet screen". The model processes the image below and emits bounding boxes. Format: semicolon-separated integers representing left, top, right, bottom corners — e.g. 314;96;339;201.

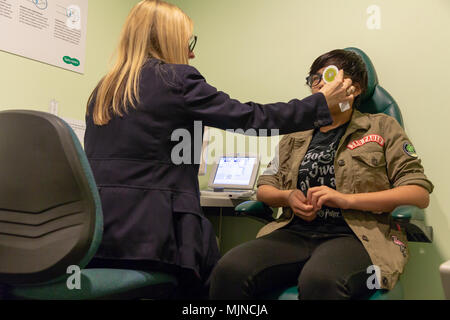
212;157;257;187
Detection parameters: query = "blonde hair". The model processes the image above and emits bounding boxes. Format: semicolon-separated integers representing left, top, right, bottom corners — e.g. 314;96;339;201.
87;0;193;125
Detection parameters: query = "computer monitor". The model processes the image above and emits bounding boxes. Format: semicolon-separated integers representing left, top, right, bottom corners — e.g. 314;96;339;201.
208;154;260;190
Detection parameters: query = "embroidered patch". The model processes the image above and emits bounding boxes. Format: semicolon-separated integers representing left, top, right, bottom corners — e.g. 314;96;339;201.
347;134;385;150
403;142;418;158
392;236;407;257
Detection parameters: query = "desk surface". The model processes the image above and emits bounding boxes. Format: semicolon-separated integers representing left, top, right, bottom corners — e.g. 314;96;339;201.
200;194;256;208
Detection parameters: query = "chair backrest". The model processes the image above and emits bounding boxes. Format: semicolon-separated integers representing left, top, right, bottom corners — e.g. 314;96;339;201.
344;47;404;128
344;48;432;243
0;110;103;286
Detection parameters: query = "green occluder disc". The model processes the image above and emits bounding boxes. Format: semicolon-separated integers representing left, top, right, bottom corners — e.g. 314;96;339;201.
324;68;337;82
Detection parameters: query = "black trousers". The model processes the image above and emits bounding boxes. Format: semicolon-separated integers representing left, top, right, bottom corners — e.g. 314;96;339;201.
209;228;374;300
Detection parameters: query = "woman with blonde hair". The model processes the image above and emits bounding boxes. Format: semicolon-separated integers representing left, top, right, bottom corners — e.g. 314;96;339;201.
84;0;354;298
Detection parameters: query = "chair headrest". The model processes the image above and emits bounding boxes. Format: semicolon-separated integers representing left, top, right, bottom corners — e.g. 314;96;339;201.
343;47;404;127
344;47;379;103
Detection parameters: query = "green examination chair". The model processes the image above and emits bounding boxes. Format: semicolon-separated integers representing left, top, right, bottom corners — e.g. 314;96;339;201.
235;47;433;300
0;110;177;300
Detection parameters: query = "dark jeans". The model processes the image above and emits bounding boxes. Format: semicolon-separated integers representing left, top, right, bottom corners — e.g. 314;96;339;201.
209;228;374;300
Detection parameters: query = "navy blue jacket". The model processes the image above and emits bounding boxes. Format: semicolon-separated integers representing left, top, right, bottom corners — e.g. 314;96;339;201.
84;59;332;282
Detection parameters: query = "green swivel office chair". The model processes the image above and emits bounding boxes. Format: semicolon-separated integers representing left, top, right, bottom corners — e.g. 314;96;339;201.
0;110;177;299
235;47;433;300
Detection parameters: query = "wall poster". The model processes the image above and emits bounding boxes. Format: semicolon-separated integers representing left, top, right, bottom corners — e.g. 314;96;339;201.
0;0;88;73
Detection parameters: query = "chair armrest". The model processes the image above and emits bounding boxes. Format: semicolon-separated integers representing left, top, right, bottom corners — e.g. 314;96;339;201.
391;205;424;222
235;201;275;224
234;203;433;242
391;205;432;243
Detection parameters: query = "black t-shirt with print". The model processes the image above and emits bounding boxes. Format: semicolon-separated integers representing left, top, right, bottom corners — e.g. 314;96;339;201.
288;122;354;234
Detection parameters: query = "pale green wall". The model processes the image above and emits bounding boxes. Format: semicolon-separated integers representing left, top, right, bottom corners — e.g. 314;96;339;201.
0;0;141;118
173;0;450;300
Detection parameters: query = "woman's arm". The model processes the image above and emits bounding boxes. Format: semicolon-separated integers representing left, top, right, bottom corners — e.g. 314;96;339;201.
179;65;353;134
307;185;430;213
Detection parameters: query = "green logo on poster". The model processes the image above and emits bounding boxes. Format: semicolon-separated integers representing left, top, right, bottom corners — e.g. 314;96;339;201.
63;56;80;67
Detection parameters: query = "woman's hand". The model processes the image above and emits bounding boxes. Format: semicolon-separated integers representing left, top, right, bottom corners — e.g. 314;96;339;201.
307;186;353;210
319;69;355;112
287;190;318;222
